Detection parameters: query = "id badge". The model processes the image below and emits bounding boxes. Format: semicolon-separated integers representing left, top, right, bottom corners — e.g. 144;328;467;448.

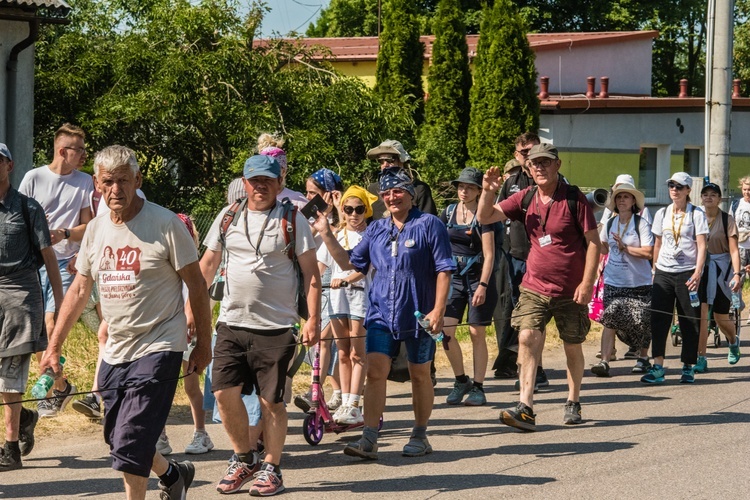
391;240;398;257
538;234;552;247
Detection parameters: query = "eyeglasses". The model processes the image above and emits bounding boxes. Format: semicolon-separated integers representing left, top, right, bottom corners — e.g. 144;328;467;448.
343;205;366;215
64;146;87;154
515;147;532;157
528;158;553;169
380;188;407;198
667;181;687;190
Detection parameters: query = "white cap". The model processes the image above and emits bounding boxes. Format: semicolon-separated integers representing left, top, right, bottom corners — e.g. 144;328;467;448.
666;172;693;188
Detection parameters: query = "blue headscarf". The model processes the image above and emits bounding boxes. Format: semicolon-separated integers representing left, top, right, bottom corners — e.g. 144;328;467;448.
378;168;416;198
311;168;343;193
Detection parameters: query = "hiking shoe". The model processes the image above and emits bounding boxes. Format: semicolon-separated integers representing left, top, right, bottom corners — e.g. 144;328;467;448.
623;348;639;360
464;386;487;406
293;392;312;413
591;361;610;377
0;445;22;472
326;392;343;411
500;402;536;432
185;430;214;454
157;429;172;456
563;400;582;425
641;364;665;384
680;364;695;384
729;339;741;365
446;379;473;405
38;381;76;418
694;355;708;373
494;366;517;379
18;408;38;457
249;463;284;497
72;394;101;419
217;456;260;494
336;405;364;426
632;357;651;374
402;437;433;457
158;460;194;500
343;437;378;460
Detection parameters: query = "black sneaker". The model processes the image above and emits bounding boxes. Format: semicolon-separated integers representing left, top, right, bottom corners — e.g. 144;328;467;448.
591;361;610;377
494;366;517;379
563;400;582;425
623;347;639;360
293;393;312;413
18;408;38;457
158;460;195;499
631;357;651;374
514;367;549;392
500;402;536;432
0;445;22;472
72;394;101;419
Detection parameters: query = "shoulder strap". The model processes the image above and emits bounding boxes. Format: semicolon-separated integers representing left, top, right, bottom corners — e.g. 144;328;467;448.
521;186;537;213
606;216;615;235
722;209;729;241
445;203;457;227
566;185;584;236
219;198;247;244
281;198;296;261
731;198;740;216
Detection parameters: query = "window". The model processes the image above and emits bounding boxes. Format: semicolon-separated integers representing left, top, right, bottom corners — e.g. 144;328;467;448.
683;148;701;178
638;147;658;199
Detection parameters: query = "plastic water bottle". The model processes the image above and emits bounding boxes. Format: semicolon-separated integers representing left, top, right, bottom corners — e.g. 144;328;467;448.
414;311;443;342
730;281;741;310
689;291;700;308
31;356;66;399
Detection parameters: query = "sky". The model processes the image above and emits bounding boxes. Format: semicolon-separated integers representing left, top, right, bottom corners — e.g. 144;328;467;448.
259;0;330;37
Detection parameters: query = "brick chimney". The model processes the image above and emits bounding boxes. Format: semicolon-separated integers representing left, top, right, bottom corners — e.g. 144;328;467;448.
598;77;609;99
586;76;596;99
539;76;549;99
678;79;689;98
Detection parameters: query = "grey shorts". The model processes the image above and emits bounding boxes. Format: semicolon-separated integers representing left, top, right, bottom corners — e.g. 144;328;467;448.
0;354;32;393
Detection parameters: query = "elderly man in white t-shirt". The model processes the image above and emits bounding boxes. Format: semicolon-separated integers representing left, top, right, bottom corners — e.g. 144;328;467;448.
40;145;212;500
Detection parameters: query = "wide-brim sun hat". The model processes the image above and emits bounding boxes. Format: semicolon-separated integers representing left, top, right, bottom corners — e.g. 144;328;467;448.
607;182;645;212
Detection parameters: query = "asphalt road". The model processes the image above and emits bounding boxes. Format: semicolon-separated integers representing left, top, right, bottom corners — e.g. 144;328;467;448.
3;338;749;499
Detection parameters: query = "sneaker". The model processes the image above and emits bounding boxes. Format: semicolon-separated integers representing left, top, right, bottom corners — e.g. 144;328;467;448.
217;456;260;494
446;379;473;405
402;436;433;457
563;400;582;425
157;460;194;500
185;430;215;454
694;355;708;373
729;339;741;365
680;364;695;384
293;392;312;413
331;405;347;423
500;402;536;432
157;429;172;456
18;408;38;457
514;368;549;392
494;366;517;379
336;405;364;425
591;361;610;377
464;386;487;406
640;364;665;384
249;463;285;497
623;348;639;360
72;394;101;419
326;392;343;411
37;381;76;418
343;437;378;460
0;445;22;472
632;357;651;374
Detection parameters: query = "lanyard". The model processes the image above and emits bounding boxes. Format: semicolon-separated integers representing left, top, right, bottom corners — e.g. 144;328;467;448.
243;205;274;258
671;205;687;248
534;182;560;235
389;216;408;257
617;216;631;240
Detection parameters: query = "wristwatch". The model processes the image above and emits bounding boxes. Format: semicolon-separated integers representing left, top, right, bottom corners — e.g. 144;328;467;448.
63;228;70;239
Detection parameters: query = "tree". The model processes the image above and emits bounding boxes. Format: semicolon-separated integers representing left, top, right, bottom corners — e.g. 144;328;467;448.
467;0;538;168
735;0;750;97
375;0;426;130
415;0;472;195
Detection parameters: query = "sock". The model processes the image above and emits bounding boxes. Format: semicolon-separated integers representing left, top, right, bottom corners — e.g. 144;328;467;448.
159;462;180;488
411;426;427;439
261;462;281;476
456;374;469;384
472;381;484;391
350;394;361;407
342;393;351;406
362;425;379;444
237;450;257;465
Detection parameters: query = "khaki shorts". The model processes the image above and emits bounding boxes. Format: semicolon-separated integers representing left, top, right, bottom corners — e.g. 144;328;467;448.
511;286;590;344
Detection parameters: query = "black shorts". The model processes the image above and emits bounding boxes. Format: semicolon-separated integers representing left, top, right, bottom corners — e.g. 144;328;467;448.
698;275;731;315
99;351;182;477
445;271;497;326
211;322;296;404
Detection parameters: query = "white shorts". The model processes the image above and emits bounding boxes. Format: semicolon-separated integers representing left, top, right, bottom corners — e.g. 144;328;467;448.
0;354;32;393
330;286;368;320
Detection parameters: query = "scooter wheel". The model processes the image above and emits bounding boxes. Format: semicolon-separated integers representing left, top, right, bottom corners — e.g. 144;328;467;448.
303;413;324;446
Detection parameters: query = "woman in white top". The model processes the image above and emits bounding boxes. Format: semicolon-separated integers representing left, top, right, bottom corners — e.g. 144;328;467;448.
647;172;708;384
731;176;750;324
592;181;654;377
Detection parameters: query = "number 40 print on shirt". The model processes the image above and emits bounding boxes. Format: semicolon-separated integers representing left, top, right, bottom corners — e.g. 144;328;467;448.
99;245;142;300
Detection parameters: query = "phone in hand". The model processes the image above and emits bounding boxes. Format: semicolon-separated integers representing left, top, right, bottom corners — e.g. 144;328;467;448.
300;194;327;224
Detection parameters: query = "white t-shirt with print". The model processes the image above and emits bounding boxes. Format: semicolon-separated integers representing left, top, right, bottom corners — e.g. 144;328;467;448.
317;227;368;284
599;215;654;287
733;198;750;249
652;203;709;273
599;206;653;225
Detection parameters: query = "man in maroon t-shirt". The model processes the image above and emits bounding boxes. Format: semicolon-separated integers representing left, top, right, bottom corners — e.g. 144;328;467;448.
477;144;600;431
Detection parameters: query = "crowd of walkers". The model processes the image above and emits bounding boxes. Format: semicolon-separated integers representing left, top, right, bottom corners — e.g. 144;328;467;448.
0;126;747;499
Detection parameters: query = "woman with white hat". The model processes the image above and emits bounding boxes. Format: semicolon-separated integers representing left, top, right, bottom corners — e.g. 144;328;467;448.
592;181;654;377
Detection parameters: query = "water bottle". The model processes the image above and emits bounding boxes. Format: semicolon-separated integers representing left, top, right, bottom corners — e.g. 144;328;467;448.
31;356;66;399
414;311;443;342
730;281;741;310
689;291;700;308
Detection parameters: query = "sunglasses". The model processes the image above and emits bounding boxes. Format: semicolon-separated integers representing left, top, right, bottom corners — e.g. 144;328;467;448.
515;147;532;157
667;181;687;190
343;205;366;215
377;156;399;165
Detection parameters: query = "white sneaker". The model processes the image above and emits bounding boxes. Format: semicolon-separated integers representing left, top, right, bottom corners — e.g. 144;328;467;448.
326;392;343;411
156;429;172;455
331;405;347;423
336;405;364;426
185;430;214;454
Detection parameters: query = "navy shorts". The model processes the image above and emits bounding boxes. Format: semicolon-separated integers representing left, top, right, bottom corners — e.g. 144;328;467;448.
445;271;497;326
99;351;182;477
366;325;435;365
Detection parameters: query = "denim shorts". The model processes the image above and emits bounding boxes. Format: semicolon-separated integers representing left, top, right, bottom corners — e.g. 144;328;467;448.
366;325;436;364
39;257;75;313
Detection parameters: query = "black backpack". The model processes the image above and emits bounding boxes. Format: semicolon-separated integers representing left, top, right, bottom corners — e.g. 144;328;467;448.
519;184;584;237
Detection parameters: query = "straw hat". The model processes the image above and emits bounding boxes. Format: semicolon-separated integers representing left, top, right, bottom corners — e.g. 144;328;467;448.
607;181;645;212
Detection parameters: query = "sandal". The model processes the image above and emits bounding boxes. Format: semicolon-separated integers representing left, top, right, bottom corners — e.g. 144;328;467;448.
343;438;378;460
402;437;433;457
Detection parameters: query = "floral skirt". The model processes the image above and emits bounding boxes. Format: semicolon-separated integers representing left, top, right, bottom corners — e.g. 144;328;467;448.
601;284;652;350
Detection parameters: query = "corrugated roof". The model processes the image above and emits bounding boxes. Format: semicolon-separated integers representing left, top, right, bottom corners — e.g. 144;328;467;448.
266;31;658;62
0;0;71;14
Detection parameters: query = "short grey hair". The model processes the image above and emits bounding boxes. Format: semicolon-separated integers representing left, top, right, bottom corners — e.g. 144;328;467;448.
94;145;139;176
